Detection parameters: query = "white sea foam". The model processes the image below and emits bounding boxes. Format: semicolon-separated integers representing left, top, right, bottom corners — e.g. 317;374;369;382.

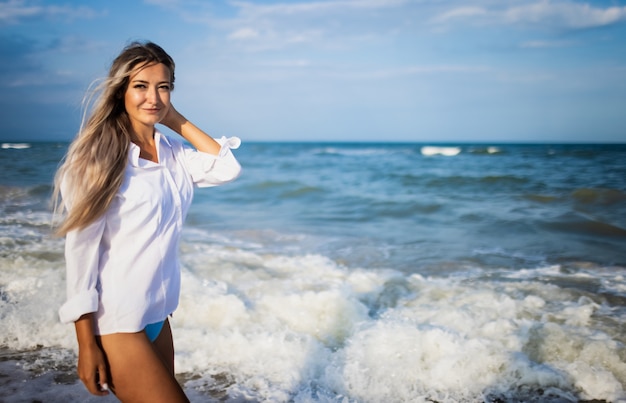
172;244;626;401
2;232;626;401
420;146;461;156
314;146;412;157
1;143;31;149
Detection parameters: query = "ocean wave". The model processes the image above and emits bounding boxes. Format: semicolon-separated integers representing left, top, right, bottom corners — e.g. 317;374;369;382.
392;172;534;191
523;193;560;203
1;143;31;150
176;247;626;401
468;146;503;155
0;209;54;228
0;185;33;203
2;141;626;401
0;184;52;207
420;146;461;156
572;187;626;206
2;231;626;401
425;174;531;189
244;180;326;201
313;146;413;157
368;199;443;218
539;214;626;238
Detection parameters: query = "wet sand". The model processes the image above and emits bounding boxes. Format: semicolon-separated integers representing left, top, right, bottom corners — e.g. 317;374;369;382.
0;348;226;403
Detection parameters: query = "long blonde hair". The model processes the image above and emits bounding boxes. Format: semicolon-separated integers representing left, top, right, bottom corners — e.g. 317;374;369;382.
53;41;175;236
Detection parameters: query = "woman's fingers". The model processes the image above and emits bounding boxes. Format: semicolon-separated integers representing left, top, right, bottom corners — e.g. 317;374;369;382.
78;346;110;396
98;361;110;394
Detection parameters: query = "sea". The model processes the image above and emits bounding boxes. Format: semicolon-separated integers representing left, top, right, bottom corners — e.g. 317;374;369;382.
1;140;625;403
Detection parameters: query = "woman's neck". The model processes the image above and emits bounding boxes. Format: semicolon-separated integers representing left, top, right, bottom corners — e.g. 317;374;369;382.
131;127;158;163
130;122;155;144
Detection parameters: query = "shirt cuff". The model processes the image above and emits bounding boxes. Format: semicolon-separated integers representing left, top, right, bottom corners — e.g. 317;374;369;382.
216;136;241;157
187;136;242;187
58;289;99;323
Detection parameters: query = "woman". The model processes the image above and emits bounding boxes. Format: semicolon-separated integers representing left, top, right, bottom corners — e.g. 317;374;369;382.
54;41;241;401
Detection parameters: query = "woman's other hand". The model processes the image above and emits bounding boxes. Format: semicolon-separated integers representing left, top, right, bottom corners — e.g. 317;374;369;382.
75;314;110;396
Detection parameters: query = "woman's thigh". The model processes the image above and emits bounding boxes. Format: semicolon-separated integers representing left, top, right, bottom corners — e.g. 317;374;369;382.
99;330;188;403
152;318;175;376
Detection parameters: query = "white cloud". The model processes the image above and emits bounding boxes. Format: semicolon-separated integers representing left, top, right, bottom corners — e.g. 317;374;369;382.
143;0;182;6
49;35;108;54
225;27;325;52
0;0;40;23
504;1;626;29
257;59;311;68
231;0;409;17
211;0;410;54
333;64;491;80
0;0;97;24
430;6;488;24
519;39;576;48
431;1;626;30
228;27;259;40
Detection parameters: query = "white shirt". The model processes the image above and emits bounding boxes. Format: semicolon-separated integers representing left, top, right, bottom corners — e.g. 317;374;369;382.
58;130;241;335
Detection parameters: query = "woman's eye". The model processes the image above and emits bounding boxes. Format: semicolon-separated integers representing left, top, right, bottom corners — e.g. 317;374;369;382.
159;85;171;91
133;84;147;89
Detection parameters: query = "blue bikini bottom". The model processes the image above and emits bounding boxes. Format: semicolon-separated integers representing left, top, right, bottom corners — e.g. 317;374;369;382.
144;320;165;342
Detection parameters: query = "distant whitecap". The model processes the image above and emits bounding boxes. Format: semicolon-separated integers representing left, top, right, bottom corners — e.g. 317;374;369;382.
420;146;461;156
1;143;31;149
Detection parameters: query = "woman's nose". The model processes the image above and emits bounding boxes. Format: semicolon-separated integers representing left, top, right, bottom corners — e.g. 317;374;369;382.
147;86;159;104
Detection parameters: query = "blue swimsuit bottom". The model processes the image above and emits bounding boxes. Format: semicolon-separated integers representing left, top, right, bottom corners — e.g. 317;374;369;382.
144;320;165;342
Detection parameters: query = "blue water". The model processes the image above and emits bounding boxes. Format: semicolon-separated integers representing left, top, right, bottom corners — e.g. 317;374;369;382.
189;142;626;271
1;141;626;402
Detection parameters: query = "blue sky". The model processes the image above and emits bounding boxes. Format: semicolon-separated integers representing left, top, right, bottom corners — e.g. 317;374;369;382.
1;0;625;143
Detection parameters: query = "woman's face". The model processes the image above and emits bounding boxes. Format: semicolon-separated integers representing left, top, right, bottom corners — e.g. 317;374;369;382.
124;62;171;134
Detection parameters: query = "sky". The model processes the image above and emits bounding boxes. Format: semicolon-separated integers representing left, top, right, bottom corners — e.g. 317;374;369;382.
0;0;625;143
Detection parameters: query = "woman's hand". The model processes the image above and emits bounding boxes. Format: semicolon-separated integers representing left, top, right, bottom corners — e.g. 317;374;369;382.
77;342;110;395
160;104;186;135
75;314;110;396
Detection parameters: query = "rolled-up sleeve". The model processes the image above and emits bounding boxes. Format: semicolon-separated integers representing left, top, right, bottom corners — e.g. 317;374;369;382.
183;136;242;187
58;216;105;323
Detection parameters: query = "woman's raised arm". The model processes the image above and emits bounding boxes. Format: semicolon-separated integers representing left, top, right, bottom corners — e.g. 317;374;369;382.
160;105;221;155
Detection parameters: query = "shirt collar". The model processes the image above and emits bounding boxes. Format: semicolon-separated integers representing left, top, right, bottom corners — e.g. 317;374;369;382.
128;129;171;167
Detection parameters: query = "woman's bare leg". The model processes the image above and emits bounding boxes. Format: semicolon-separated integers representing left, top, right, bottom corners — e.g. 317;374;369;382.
99;328;188;403
152;318;175;376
